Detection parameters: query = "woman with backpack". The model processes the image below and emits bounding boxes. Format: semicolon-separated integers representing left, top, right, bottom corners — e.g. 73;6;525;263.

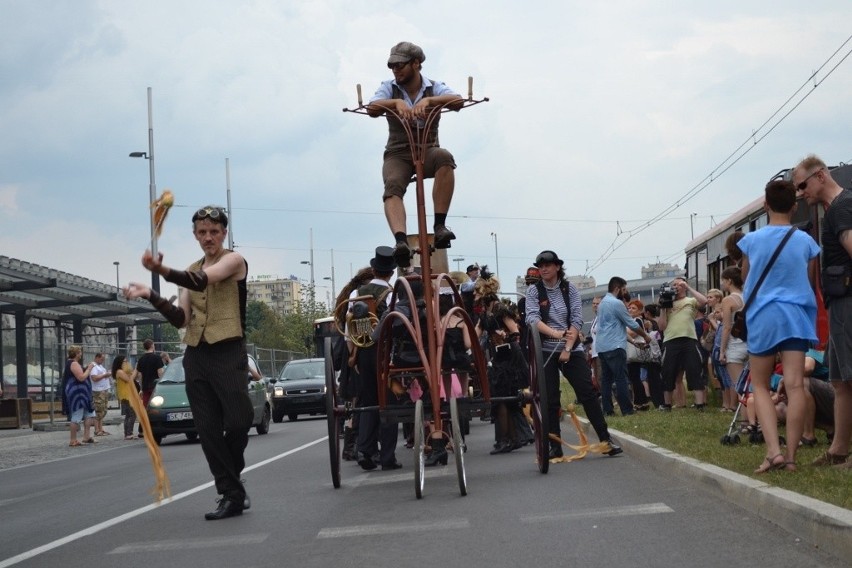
525;250;622;459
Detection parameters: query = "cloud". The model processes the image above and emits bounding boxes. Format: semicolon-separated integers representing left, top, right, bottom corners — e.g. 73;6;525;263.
1;0;851;294
0;185;20;214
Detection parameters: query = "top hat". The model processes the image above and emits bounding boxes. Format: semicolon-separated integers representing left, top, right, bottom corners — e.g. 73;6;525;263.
370;246;397;272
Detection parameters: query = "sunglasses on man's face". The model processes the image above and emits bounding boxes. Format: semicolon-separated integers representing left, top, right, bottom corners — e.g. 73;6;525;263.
387;60;412;70
796;168;823;192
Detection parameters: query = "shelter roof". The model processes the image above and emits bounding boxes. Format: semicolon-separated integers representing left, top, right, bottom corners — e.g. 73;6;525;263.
0;256;167;328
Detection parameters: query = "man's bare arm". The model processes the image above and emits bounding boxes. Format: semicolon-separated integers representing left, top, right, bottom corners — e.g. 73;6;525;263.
839;229;852;259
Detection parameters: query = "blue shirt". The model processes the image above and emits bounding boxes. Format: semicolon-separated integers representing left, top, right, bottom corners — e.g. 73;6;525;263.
370;76;458;107
738;225;820;353
595;293;643;353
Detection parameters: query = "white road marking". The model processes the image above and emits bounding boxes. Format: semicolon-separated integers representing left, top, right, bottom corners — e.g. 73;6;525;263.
354;467;453;486
520;502;674;523
318;519;469;539
109;534;268;554
0;437;326;568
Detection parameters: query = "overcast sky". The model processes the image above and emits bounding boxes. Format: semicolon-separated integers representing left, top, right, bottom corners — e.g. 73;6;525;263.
2;1;851;305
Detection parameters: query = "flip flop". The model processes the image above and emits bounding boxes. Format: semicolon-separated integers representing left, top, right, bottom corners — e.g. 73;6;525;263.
69;441;82;447
82;438;96;444
95;431;108;436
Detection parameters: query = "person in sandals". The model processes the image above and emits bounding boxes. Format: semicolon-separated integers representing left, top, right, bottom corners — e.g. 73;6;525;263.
737;179;819;473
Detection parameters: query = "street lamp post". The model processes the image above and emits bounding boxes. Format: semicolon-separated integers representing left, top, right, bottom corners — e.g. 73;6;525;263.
113;261;120;298
300;260;314;287
301;259;315;309
490;232;499;282
452;257;465;271
225;157;234;249
130;87;161;345
323;277;335;302
330;248;336;302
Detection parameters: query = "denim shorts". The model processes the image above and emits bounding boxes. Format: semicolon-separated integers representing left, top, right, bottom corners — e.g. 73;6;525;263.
70;407;96;424
750;338;810;357
725;339;748;365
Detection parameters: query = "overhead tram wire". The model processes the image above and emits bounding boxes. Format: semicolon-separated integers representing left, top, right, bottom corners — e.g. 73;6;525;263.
170;203;729;227
583;33;852;278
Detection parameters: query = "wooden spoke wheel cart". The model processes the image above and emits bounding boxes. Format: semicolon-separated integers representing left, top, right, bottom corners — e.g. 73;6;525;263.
324;79;549;498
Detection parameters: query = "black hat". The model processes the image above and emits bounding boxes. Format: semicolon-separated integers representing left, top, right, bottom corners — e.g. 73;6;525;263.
534;250;564;267
466;264;479;274
370;246;397;272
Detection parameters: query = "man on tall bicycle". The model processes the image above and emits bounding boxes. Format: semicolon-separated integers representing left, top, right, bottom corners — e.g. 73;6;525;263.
366;41;463;268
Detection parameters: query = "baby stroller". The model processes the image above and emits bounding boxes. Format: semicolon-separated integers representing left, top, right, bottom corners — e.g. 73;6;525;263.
720;363;753;445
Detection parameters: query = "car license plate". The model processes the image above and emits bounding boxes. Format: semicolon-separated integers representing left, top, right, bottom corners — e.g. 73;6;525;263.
167;411;193;421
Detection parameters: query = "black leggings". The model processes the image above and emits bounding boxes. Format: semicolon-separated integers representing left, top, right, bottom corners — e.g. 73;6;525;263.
627;362;649;406
543;351;611;443
120;399;136;437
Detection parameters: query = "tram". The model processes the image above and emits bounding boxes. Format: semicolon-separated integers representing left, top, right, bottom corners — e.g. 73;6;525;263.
683;162;852;348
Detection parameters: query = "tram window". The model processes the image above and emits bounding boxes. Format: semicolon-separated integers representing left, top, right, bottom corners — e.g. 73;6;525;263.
708;262;721;291
696;248;708;293
750;211;768;232
687;253;698;289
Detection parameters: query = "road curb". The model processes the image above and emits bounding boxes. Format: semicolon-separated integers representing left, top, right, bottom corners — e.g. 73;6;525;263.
602;424;852;559
32;416;123;432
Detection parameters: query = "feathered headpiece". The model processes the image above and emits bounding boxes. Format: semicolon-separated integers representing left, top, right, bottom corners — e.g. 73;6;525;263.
474;265;500;298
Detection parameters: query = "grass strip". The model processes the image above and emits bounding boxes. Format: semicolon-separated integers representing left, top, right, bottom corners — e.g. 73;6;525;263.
559;379;850;510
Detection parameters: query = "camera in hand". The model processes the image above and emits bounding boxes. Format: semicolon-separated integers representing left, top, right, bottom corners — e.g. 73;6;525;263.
658;284;676;308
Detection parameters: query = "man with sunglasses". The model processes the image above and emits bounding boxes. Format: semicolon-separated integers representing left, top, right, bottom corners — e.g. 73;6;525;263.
125;206;256;519
366;41;464;268
793;155;852;469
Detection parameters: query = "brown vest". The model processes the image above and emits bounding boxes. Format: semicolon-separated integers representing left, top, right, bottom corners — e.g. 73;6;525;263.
384;83;439;153
183;253;247;347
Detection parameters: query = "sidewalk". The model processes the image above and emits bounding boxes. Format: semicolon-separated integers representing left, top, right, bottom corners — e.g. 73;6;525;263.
0;415;137;470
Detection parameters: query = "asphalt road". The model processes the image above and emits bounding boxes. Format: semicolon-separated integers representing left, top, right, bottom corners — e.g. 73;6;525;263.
0;417;846;568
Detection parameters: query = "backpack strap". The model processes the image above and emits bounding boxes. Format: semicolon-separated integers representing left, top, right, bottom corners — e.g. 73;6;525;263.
559;279;572;326
535;280;549;322
535;279;572;328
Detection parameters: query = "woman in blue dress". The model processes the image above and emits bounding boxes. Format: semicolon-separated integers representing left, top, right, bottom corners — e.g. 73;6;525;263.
738;180;820;473
63;345;96;446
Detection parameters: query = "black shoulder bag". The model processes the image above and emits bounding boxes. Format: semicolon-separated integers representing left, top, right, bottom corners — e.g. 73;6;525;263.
730;226;797;341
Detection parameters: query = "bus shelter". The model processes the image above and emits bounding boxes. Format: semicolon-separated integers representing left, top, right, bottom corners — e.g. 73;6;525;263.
0;255;166;403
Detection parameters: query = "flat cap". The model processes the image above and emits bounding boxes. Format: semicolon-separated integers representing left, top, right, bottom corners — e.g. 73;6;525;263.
388;41;425;65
